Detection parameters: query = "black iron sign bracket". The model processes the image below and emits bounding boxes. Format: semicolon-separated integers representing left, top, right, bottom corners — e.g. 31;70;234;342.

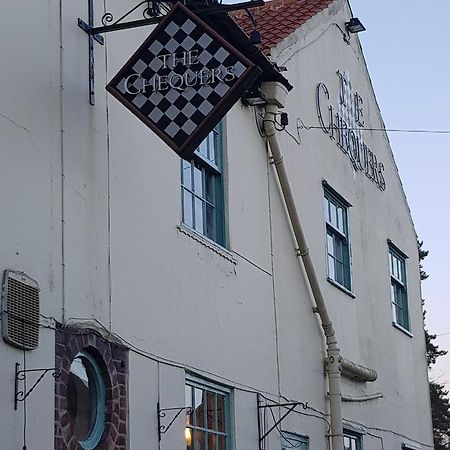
157;401;192;441
14;362;62;410
257;394;309;450
77;0;263;105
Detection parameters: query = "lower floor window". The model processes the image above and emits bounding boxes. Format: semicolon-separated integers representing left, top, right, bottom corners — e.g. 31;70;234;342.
68;350;105;450
55;329;128;450
185;376;230;450
281;431;309;449
344;430;362;450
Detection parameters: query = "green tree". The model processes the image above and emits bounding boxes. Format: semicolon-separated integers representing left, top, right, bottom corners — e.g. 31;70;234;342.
419;240;450;449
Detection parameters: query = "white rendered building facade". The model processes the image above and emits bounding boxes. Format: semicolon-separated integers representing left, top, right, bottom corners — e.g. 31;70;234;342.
0;0;434;449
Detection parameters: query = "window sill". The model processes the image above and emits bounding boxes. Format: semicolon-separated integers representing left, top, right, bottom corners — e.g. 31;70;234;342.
177;224;237;264
392;321;413;338
327;277;356;298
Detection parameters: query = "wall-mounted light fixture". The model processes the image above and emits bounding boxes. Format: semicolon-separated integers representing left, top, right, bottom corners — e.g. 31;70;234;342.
185;428;192;446
345;17;366;34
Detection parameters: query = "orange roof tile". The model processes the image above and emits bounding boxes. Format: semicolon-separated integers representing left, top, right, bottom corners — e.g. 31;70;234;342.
232;0;335;54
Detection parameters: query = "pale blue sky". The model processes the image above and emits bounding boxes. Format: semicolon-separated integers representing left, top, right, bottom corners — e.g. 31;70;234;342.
350;0;450;389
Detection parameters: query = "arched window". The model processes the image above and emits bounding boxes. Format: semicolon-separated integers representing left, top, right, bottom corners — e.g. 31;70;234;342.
67;350;106;449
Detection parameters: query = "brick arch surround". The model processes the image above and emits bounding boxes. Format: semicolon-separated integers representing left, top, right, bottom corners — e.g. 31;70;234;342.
54;327;128;450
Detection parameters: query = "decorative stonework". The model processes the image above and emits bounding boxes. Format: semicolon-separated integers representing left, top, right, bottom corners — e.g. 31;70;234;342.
54;326;128;450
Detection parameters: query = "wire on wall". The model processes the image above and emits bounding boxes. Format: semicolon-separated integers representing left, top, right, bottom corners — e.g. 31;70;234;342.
295;120;450;135
22;323;27;450
2;310;435;449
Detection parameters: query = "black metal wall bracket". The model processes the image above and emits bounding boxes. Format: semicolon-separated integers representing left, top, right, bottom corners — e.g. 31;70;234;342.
257;394;308;450
157;401;192;441
14;362;61;410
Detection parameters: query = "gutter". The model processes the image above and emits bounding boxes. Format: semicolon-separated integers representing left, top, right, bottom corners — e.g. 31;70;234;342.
260;81;377;450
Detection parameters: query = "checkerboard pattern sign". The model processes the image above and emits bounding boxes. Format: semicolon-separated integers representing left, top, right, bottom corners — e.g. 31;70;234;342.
107;2;261;159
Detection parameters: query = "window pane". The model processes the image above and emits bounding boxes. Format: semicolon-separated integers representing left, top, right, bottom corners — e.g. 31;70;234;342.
206;391;216;430
186;385;193;408
183;190;194;228
343;436;350;449
335;260;344;285
205;173;216;204
327;233;334;256
334;238;344;263
193;430;206;450
337;207;344;232
218;435;226;450
343;434;359;450
402;306;409;329
324;197;330;222
330;202;337;226
195;198;204;233
328;255;335;280
194;388;205;428
206;204;216;241
186;386;193;426
216;395;225;432
182;161;192;189
394;303;401;324
198;139;208;159
207;433;216;450
399;260;405;283
207;133;216;163
212;131;220;163
194;166;203;196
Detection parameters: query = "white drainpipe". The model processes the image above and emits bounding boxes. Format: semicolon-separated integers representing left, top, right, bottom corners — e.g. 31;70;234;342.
260;81;377;450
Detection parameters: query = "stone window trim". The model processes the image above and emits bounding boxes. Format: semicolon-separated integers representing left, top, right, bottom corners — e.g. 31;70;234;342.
54;326;128;450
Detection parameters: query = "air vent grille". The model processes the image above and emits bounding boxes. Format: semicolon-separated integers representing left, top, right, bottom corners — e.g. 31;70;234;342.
1;271;39;350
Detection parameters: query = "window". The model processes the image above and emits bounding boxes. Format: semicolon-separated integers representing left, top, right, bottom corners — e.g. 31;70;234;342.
281;431;309;449
323;186;351;290
181;125;225;246
344;430;362;450
67;350;106;450
185;376;230;450
389;244;409;331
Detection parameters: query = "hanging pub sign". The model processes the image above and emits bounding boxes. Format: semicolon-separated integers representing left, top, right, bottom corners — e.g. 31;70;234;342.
106;2;261;160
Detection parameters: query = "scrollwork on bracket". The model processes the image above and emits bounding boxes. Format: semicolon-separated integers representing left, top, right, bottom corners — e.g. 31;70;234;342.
101;12;114;26
157;402;193;441
14;363;62;410
100;0;165;28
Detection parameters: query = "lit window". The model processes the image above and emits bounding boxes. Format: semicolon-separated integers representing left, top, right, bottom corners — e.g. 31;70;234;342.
67;350;105;450
344;430;362;450
281;431;309;449
181;125;225;246
323;186;351;290
185;376;230;450
389;243;409;331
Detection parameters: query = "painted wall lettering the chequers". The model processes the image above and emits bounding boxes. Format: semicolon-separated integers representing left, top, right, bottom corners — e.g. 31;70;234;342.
315;71;386;191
